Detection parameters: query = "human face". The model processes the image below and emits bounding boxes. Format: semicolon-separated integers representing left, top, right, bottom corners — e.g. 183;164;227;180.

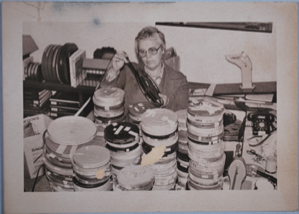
138;36;163;71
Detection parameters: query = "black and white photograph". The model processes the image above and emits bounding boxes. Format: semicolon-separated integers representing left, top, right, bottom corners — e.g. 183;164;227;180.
3;2;298;213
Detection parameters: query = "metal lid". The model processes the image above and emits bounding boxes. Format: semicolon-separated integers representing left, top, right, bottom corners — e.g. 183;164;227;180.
141;108;178;136
118;165;155;190
93;87;124;106
47;116;97;146
73;145;110;169
104;122;139;145
128;102;156;118
188;97;224;117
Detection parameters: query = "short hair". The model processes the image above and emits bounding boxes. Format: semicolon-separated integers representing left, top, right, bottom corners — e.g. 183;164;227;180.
134;26;166;57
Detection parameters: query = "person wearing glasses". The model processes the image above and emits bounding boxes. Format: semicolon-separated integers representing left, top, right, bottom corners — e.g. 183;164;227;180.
102;26;189;112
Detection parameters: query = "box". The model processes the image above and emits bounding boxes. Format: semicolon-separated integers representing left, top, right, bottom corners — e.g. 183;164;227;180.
24;114;52;180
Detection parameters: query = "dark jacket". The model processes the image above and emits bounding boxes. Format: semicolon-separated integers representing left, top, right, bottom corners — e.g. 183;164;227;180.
116;62;189;112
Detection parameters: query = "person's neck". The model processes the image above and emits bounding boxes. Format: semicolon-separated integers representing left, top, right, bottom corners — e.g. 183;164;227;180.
145;63;163;78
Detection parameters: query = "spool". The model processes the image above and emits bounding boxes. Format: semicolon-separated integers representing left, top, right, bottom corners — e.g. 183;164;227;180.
48;180;74;192
72;145;111;184
188;154;226;173
43;157;73;177
44;147;72;169
187;124;224;142
187;138;224;160
187;118;223;129
47;116;97;146
188;170;222;186
93;87;125;118
73;177;113;191
188;97;224;117
107;143;143;168
147;158;177;172
152;182;177;191
142;131;178;148
141;108;178;136
128;102;156;124
94;112;127;128
142;141;178;158
187;178;222;190
189;167;223;180
45;136;102;159
111;164;123;177
104;122;140;148
154;170;178;186
116;165;155;191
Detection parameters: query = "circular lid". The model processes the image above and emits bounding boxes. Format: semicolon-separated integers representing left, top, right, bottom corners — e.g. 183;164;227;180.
73;145;110;169
188;97;224;117
128;102;156;118
48;116;97;146
141;109;178;136
118;165;154;189
104;122;139;145
93;87;124;106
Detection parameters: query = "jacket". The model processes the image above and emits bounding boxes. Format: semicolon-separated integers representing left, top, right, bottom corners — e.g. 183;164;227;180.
116;62;189;112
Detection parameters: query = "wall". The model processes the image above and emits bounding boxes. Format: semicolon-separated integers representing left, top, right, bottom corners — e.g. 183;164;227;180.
23;21;276;84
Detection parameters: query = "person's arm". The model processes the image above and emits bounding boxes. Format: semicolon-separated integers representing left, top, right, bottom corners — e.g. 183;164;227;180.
99;52;128;89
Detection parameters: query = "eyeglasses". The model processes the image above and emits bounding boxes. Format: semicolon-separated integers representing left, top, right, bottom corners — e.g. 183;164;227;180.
138;45;162;57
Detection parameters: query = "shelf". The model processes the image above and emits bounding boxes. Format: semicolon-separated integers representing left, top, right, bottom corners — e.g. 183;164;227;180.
23;80;96;95
188;81;277;95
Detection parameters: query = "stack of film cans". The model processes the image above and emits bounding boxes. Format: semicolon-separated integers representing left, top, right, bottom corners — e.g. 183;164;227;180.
72;145;113;191
114;165;155;191
104;122;142;179
141;109;179;191
93;87;126;127
187;97;225;190
175;109;189;190
43;116;97;192
128;102;155;134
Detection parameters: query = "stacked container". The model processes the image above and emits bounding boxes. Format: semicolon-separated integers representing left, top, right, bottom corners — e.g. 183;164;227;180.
72;145;113;191
128;102;155;133
104;122;142;179
93;87;126;127
175;109;189;190
141;109;179;191
43;116;97;192
186;97;226;190
114;165;155;191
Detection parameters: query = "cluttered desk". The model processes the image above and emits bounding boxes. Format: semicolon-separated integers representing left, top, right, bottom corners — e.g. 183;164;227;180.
23;35;277;192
